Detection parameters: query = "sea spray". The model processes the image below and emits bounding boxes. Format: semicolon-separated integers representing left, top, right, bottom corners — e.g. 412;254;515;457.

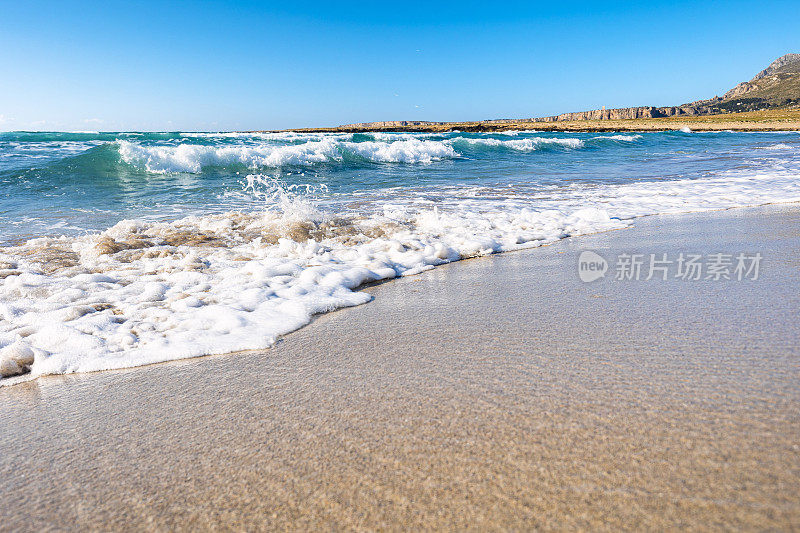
1;129;799;383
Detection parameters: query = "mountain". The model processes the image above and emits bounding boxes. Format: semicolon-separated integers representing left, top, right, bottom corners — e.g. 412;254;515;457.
529;54;800;122
286;54;800;132
705;53;800;112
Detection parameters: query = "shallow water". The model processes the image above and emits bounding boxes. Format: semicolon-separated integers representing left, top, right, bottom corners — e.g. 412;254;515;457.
1;129;798;242
0;129;798;382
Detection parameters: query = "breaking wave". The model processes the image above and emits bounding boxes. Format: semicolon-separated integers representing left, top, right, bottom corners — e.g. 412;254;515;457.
592;134;642;142
116;138;459;173
111;135;635;174
759;143;794;151
3;132;648;178
2;166;800;384
453;137;585;150
3;129;800;383
117;139;340;173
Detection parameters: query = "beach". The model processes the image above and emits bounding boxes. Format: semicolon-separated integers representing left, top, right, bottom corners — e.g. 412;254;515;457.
4;129;799;382
280;108;800;133
2;205;798;530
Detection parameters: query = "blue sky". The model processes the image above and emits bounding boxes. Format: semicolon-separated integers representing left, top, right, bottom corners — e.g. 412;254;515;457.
1;0;798;131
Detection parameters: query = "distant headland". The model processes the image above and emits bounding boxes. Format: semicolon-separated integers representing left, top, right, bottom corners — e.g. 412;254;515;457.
263;54;800;133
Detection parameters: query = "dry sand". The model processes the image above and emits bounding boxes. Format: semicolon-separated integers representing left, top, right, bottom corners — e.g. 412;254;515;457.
1;205;799;531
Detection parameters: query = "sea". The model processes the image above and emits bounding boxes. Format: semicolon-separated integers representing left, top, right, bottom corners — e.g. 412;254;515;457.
1;129;799;382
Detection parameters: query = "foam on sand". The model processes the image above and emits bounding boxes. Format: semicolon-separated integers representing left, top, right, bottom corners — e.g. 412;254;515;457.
2;166;799;384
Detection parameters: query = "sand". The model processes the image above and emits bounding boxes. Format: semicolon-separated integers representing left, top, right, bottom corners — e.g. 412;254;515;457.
1;205;799;531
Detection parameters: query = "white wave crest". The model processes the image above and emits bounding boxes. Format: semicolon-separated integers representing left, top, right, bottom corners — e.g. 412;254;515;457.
365;132;444;141
117;138;459;173
117;139;342;173
180;131;354;142
3;165;800;384
342;138;458;163
456;137;584;150
592;134;642;142
758;143;794;151
495;130;541;135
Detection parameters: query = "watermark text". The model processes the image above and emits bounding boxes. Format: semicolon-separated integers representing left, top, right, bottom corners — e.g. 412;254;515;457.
578;251;762;282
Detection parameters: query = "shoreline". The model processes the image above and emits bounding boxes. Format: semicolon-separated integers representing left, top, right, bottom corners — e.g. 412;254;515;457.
3;124;800;386
261;123;800;134
254;108;800;133
2;205;799;529
2;202;797;388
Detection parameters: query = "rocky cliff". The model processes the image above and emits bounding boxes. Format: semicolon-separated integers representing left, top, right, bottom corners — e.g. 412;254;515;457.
339;120;441;129
306;54;800;132
533;53;800;122
531;104;719;122
717;53;800;104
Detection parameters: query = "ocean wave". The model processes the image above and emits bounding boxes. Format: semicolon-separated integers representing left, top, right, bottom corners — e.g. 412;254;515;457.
3;132;645;178
0;131;182;143
2;167;800;384
758;143;794;150
495;130;541;135
453;137;585;150
342;139;458;163
116;139;341;173
591;134;642;142
116;138;460;173
180;131;354;142
364;132;445;141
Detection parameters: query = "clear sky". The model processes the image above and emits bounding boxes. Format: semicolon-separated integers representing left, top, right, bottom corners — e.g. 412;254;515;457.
1;0;798;131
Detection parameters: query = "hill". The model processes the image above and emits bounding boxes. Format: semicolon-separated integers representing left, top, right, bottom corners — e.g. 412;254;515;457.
527;53;800;121
269;54;800;132
696;53;800;113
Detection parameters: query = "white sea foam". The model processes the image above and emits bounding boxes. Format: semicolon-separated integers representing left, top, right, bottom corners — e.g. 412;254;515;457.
342;139;458;162
593;134;642;142
495;130;541;135
759;143;794;151
2;166;799;384
456;137;584;150
181;131;354;142
117;139;341;172
117;138;459;172
366;132;443;141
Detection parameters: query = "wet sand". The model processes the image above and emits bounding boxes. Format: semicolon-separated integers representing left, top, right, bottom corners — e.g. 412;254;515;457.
1;205;799;531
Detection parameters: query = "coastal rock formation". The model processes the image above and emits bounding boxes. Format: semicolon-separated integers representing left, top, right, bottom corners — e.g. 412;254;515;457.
722;54;800;107
753;53;800;80
724;53;800;100
288;54;799;133
538;54;800;122
338;105;723;129
339;120;442;130
532;105;718;122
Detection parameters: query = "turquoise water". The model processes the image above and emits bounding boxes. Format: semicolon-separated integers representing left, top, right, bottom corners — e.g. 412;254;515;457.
1;129;798;244
2;128;800;382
